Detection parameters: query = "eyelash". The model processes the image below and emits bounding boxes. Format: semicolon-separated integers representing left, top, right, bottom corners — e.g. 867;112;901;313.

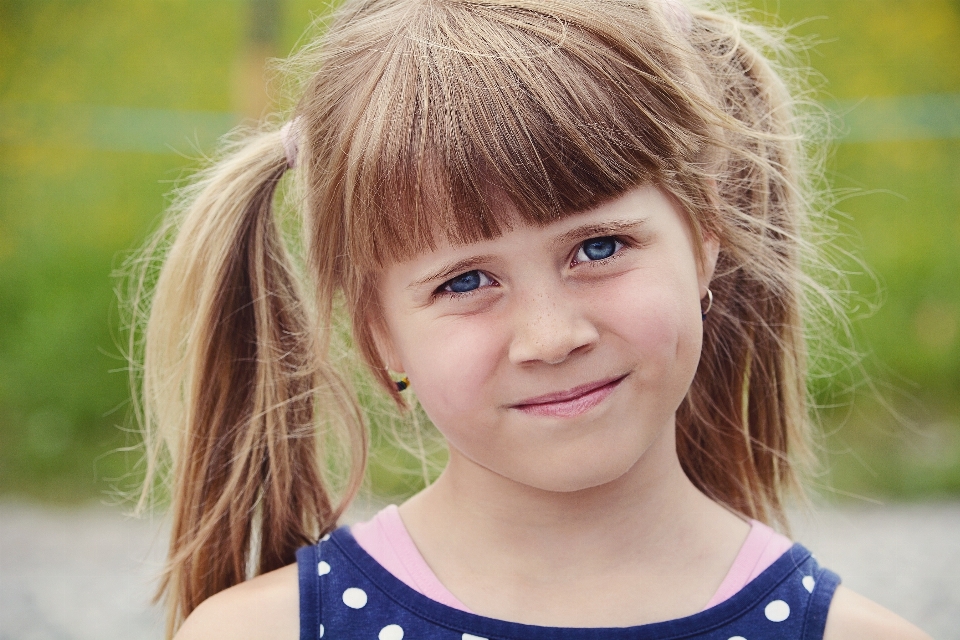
570;236;628;267
433;236;631;299
436;271;499;299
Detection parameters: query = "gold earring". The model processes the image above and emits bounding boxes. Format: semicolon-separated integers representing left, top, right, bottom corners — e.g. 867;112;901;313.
395;375;410;392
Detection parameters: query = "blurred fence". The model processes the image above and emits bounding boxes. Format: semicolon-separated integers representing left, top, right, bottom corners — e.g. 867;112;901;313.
4;92;960;153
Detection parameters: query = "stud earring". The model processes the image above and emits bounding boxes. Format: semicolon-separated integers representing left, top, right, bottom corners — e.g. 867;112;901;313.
701;288;713;320
395;375;410;392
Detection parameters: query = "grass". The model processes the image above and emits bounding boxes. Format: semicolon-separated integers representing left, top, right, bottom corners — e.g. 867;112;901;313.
0;0;958;504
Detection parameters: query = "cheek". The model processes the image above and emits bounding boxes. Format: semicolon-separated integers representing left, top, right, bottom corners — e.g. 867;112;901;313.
604;278;703;383
399;316;503;419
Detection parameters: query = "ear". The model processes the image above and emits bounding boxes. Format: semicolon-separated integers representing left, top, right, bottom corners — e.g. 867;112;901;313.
369;317;405;374
698;178;721;296
698;232;720;297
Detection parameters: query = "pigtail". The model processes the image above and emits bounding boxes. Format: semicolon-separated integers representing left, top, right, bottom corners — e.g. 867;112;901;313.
676;8;816;529
135;129;365;636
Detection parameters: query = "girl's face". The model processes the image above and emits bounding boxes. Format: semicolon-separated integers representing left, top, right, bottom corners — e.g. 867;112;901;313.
376;185;718;493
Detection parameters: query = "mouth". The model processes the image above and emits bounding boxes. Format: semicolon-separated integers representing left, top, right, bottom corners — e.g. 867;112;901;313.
511;375;627;418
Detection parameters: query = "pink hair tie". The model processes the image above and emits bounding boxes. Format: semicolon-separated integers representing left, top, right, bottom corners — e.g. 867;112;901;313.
280;117;301;169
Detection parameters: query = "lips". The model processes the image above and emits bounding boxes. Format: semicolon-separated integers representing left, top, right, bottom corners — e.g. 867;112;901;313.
511;375;627;418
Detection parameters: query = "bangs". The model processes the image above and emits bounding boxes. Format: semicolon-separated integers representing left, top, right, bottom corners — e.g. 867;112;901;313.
310;0;712;270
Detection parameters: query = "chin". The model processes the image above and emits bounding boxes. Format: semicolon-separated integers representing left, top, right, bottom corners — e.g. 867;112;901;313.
502;446;645;494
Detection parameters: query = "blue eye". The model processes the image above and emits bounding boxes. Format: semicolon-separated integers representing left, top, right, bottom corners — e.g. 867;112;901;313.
575;237;622;262
442;270;494;294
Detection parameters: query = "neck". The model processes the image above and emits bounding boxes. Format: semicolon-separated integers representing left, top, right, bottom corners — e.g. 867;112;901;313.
400;421;737;579
397;419;750;626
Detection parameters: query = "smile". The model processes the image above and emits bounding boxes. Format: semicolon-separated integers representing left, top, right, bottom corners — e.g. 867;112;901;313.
511;375;627;418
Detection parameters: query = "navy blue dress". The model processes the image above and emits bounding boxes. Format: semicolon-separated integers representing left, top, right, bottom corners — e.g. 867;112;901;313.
297;527;840;640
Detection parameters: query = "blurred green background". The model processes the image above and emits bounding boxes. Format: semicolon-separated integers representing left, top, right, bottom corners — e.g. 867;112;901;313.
0;0;958;504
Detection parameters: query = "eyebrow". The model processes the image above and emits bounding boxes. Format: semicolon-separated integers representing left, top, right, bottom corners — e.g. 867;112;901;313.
406;219;648;290
551;218;648;250
407;254;498;290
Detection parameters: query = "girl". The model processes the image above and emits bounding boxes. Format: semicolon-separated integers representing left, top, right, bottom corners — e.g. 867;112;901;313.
136;0;929;638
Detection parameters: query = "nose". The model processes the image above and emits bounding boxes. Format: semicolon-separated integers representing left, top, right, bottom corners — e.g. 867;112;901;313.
508;289;600;366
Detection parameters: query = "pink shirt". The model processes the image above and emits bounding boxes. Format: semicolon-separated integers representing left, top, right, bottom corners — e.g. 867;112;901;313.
352;504;793;613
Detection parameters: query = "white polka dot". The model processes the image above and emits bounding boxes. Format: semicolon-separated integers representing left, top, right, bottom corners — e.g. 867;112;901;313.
764;599;790;622
728;636;747;640
802;575;815;593
317;561;331;576
342;587;368;609
463;635;488;640
379;624;404;640
320;533;331;542
319;623;324;638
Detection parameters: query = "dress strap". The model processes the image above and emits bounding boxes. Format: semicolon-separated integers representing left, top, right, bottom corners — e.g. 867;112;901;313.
296;541;323;639
801;554;842;640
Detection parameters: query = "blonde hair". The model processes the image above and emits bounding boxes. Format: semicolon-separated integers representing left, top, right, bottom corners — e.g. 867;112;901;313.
132;0;831;634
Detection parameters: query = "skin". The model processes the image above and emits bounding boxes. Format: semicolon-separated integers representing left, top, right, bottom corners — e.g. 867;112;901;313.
175;186;930;640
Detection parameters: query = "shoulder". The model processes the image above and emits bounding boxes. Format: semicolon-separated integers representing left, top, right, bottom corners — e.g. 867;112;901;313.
824;586;931;640
174;563;299;640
